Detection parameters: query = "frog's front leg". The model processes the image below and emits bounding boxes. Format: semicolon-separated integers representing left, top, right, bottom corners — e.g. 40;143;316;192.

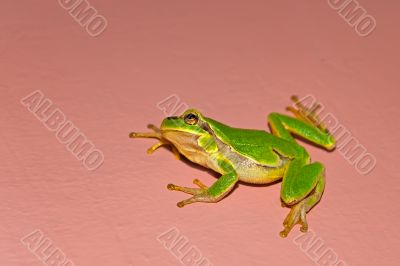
129;124;180;159
167;157;238;207
279;160;325;237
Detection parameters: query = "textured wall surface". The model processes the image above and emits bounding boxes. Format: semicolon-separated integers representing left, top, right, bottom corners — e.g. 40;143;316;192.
1;1;399;265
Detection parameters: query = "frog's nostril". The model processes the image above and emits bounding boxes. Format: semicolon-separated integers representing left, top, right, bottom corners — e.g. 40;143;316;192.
167;116;178;120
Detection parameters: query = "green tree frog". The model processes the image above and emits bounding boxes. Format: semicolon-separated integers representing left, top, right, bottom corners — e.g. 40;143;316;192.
129;96;335;237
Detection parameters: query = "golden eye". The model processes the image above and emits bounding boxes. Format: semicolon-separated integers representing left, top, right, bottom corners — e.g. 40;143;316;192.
184;113;198;125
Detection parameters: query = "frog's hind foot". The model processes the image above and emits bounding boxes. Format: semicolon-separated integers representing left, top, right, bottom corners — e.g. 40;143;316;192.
287;95;328;133
280;202;308;238
280;171;325;238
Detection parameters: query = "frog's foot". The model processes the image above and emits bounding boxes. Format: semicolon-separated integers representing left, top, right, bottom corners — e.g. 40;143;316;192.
280;201;308;238
287;95;328;133
167;179;216;207
146;140;180;159
129;124;180;159
129;124;162;139
147;124;161;133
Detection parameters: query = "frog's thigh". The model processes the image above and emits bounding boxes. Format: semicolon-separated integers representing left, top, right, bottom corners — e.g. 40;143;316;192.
280;160;324;205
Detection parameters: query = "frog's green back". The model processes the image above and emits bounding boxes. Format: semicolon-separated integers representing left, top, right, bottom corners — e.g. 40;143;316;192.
203;117;288;166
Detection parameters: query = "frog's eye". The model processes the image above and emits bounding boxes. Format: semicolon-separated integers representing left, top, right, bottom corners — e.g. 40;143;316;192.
184;113;198;125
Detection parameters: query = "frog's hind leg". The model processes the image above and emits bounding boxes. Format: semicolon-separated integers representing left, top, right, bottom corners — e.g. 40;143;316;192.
268;112;335;150
267;95;336;150
279;160;325;237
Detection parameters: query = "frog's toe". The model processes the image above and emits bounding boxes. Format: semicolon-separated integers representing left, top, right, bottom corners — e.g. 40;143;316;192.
176;193;217;208
193;179;208;189
128;131;161;139
288;95;328;133
147;124;160;132
167;179;217;207
280;202;308;238
176;196;201;208
147;141;167;154
166;183;202;195
167;179;208;196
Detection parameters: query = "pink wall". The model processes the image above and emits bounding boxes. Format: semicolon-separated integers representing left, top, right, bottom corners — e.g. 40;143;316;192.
1;1;399;265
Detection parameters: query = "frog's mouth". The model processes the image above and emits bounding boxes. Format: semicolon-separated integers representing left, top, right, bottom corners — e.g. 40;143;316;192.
161;130;201;152
160;130;213;166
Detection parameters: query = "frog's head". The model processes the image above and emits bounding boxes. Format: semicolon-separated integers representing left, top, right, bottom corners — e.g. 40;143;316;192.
160;108;208;140
160;109;216;155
